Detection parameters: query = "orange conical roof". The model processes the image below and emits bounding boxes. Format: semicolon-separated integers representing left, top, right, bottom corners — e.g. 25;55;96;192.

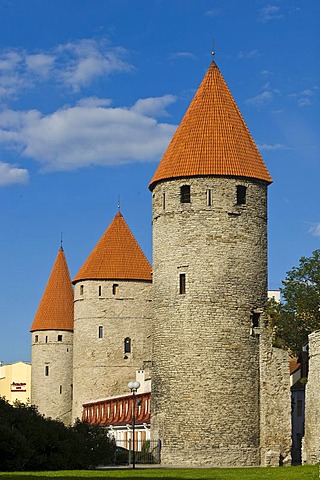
30;247;74;332
149;60;272;190
73;211;152;283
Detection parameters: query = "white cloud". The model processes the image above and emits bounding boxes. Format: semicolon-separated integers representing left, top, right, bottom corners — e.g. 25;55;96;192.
168;52;196;60
258;143;289;151
308;224;320;237
288;87;318;107
205;8;222;17
0;96;178;172
56;39;132;91
0;161;29;186
25;53;55;77
245;90;273;107
258;5;284;23
132;95;176;117
0;38;132;100
238;50;260;59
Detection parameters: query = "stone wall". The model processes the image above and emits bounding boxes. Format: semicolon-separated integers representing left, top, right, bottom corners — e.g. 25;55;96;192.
303;330;320;464
31;329;73;424
151;176;268;466
72;279;152;420
259;331;292;466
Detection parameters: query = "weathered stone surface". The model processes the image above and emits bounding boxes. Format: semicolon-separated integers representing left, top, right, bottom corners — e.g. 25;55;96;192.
72;279;152;420
303;330;320;464
31;330;73;424
151;176;267;466
260;334;292;466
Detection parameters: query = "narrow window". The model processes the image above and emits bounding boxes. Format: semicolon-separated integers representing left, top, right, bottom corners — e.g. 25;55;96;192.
124;337;131;354
98;285;102;296
35;335;38;343
57;335;63;342
180;185;190;203
162;192;166;209
179;273;186;295
251;312;260;329
80;285;84;295
59;385;62;394
98;326;103;339
45;336;48;343
206;189;212;206
112;283;119;295
45;366;49;376
237;185;247;205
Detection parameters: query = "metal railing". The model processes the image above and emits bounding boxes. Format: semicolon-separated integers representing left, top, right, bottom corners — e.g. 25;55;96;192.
113;439;161;465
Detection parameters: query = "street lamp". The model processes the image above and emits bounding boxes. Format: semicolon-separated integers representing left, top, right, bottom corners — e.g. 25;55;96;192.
128;380;140;469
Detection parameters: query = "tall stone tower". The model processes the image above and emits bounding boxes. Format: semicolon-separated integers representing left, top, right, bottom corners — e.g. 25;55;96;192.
30;246;74;424
72;211;152;420
149;60;272;466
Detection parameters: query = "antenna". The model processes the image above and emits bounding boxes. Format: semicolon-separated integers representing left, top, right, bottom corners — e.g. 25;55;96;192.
211;39;215;57
117;194;121;212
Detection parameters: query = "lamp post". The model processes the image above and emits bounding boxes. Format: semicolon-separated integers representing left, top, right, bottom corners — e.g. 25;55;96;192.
128;380;140;469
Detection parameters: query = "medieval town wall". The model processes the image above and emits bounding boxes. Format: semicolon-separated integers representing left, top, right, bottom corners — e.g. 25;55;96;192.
31;329;73;424
303;330;320;464
151;176;268;466
72;279;152;420
259;334;292;466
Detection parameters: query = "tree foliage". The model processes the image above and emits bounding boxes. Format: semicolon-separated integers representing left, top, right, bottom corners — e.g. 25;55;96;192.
0;397;116;471
268;249;320;356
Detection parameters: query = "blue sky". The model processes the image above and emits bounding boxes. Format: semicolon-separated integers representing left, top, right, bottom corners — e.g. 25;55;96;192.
0;0;319;364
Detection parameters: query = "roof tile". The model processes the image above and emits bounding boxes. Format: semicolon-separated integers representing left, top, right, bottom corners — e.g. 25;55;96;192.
30;247;74;332
73;211;152;283
149;61;272;190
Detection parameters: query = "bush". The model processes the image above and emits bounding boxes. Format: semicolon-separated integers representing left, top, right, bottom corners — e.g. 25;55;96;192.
0;397;115;471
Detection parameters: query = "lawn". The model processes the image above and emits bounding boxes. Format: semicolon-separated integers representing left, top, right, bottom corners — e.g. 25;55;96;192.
0;465;318;480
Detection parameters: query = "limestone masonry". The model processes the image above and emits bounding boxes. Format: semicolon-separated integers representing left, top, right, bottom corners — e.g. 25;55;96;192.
31;59;291;466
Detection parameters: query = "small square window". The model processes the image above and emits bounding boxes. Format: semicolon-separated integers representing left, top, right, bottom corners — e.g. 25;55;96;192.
35;335;38;343
112;283;119;295
180;185;190;203
57;335;63;342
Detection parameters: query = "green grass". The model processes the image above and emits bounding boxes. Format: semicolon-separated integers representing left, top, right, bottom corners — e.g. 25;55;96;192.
0;465;318;480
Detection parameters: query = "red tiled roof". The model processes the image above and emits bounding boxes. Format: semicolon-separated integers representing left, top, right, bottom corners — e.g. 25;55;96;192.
73;211;152;283
290;358;301;375
30;247;74;332
149;60;272;190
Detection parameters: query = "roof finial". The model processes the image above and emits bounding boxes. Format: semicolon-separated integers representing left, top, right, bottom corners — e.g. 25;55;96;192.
117;194;121;212
211;39;215;57
60;232;63;250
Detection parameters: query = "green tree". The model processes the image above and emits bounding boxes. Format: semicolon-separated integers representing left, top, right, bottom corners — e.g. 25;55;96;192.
269;249;320;356
0;397;116;471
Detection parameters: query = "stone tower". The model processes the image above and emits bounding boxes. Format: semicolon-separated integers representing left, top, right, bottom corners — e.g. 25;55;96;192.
30;246;74;424
149;60;272;466
72;211;152;420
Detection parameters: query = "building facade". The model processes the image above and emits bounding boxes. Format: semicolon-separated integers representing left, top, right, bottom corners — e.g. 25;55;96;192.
0;361;31;405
